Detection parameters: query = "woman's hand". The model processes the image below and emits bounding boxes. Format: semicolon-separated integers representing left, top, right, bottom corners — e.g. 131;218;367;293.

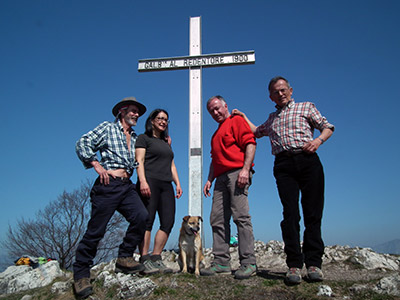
140;181;151;198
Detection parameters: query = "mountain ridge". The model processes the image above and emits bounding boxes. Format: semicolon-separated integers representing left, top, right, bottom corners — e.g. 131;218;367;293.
372;239;400;255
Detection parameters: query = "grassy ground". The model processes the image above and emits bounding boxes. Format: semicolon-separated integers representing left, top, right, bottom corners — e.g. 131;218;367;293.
2;270;398;300
143;270;399;300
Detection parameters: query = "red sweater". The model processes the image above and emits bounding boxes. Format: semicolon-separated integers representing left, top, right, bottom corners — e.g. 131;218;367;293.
211;115;256;178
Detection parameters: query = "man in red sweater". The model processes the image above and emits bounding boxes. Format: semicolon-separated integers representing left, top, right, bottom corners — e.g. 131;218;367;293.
201;95;257;280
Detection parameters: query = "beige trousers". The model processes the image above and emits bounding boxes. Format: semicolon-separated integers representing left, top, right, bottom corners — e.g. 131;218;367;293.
210;168;256;266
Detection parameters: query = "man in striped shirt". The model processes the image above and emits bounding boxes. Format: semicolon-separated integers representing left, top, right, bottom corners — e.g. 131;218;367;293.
233;76;334;284
73;97;149;298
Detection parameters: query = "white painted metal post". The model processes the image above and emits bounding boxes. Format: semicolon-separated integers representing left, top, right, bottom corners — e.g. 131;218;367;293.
188;16;203;218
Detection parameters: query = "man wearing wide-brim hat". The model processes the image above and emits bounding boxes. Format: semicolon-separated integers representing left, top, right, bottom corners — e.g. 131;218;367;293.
73;96;148;298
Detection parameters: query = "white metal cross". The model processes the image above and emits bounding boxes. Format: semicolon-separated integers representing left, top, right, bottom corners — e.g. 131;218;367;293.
138;16;255;219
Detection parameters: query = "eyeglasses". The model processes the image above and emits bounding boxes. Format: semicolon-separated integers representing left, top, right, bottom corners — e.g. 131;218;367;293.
271;88;290;96
155;117;170;123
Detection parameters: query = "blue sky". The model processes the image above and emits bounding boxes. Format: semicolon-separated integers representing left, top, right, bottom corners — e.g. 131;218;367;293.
1;0;399;261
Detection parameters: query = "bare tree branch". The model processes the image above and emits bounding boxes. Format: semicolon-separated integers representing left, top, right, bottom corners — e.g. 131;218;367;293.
1;180;128;270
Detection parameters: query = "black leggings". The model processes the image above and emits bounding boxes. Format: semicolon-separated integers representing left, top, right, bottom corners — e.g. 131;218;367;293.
137;177;176;234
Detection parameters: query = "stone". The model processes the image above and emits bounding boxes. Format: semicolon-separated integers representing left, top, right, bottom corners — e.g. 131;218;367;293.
349;248;399;270
349;283;369;294
117;275;157;299
51;280;71;294
317;285;333;297
95;266;157;299
373;273;400;296
0;261;64;295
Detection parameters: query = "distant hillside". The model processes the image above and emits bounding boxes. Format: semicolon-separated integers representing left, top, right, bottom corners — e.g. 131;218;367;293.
373;239;400;255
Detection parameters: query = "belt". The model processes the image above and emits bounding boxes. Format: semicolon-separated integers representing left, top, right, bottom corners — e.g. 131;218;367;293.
110;176;131;182
276;149;304;157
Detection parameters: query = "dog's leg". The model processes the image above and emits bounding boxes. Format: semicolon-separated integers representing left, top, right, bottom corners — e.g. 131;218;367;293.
195;248;201;276
181;251;188;273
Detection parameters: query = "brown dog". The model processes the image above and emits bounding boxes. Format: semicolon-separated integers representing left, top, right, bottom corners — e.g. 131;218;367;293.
178;215;204;276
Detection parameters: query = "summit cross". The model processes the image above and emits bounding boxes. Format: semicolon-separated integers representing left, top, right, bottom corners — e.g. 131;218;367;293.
138;16;255;219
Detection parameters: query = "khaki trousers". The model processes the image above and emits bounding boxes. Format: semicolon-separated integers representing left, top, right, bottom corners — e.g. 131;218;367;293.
210;168;256;266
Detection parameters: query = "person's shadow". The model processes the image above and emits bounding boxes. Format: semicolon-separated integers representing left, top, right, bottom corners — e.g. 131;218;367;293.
257;269;300;286
256;269;285;280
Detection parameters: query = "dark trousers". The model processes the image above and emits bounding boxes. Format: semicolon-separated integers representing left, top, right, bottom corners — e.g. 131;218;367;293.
73;177;148;280
137;178;175;234
273;152;325;269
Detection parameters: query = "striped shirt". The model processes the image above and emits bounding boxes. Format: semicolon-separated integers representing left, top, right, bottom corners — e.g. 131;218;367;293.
76;120;138;174
255;100;335;155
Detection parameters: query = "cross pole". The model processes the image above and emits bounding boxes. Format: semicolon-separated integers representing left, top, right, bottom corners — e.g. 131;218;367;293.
138;16;255;220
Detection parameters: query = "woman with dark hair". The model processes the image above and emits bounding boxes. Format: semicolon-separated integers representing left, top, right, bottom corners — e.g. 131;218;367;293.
135;109;182;274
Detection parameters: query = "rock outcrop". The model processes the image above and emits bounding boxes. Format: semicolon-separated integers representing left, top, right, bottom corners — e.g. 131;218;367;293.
0;261;65;295
1;240;400;298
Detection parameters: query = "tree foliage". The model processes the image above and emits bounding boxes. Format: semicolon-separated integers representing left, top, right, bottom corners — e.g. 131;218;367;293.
2;180;128;270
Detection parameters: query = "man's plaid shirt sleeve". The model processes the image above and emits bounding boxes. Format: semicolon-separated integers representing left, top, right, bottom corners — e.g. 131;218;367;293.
76;121;109;169
308;103;335;132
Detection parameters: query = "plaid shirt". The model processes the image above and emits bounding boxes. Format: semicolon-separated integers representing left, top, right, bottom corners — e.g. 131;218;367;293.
255;100;335;155
76;120;138;174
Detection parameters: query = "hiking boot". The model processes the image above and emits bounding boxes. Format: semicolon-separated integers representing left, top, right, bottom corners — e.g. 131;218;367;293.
234;264;257;280
73;277;92;299
115;257;145;274
307;266;324;282
140;256;160;275
151;255;173;274
285;267;302;284
200;263;231;276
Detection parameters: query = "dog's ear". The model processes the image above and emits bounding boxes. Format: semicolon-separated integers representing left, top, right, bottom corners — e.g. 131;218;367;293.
183;215;190;222
199;216;203;222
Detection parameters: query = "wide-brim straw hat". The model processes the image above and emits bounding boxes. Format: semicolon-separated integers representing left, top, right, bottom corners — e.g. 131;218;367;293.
112;97;147;117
